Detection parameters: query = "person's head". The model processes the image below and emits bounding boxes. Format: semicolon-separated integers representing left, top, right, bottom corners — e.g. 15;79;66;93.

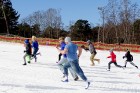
109;48;113;53
32;36;36;41
24;39;29;44
65;37;71;44
59;37;64;43
87;40;91;44
126;49;130;54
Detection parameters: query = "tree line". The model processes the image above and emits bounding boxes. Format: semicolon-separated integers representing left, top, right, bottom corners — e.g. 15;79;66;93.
1;0;140;44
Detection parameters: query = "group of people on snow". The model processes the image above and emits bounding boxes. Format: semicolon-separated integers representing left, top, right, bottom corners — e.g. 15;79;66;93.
23;36;40;65
22;36;139;89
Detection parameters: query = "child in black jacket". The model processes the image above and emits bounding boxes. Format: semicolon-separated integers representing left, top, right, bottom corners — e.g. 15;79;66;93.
23;39;32;65
123;50;138;69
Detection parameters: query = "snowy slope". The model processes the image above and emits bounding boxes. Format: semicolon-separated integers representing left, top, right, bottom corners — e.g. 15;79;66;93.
0;41;140;93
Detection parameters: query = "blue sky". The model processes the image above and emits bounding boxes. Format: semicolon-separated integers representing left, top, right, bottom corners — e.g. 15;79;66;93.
11;0;140;26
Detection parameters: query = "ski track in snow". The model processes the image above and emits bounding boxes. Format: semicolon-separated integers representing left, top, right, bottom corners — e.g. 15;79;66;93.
0;41;140;93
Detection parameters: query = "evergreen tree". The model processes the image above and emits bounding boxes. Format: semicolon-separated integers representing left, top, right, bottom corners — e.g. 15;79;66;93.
70;19;92;41
0;0;20;35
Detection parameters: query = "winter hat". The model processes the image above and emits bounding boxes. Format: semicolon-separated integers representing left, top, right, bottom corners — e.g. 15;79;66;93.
109;48;113;52
24;39;29;44
87;40;91;43
65;37;71;43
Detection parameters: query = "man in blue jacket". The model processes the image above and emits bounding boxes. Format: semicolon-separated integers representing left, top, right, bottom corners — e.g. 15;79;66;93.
57;37;90;89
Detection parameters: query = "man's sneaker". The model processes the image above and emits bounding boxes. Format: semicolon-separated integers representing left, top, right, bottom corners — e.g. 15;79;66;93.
74;76;79;81
23;63;27;65
85;82;90;89
61;79;68;82
106;69;110;71
135;66;138;69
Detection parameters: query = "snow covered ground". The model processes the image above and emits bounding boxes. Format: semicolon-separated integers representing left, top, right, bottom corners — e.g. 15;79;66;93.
0;41;140;93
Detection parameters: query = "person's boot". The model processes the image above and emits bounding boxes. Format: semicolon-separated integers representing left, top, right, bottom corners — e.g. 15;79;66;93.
135;66;138;69
74;76;79;81
85;81;90;89
123;65;126;68
23;63;27;65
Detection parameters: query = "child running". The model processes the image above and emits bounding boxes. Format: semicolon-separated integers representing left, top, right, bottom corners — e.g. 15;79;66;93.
107;49;124;71
31;36;40;62
123;49;138;69
23;39;32;65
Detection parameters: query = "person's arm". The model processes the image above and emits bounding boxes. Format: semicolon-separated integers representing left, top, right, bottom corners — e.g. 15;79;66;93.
131;55;133;61
57;47;68;55
78;46;82;58
81;45;89;51
56;44;60;49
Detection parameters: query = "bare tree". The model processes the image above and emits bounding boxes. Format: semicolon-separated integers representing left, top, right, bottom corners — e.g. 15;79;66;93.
98;6;106;43
21;8;62;38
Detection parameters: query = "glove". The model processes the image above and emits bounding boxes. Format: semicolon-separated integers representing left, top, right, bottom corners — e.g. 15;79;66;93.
24;50;26;53
123;56;125;59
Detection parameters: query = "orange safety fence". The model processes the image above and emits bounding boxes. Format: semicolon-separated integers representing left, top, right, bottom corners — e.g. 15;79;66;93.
0;35;140;53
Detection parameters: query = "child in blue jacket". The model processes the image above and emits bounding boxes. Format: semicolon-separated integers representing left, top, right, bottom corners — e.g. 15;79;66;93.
31;36;40;62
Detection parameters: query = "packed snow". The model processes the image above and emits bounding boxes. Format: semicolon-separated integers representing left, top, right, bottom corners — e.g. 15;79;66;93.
0;41;140;93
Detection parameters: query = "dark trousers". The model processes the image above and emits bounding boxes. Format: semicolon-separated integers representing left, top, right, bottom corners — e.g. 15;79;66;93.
108;61;122;69
58;53;62;61
124;61;137;67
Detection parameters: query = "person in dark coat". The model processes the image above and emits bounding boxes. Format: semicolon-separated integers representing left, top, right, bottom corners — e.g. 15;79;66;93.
123;49;138;69
23;39;32;65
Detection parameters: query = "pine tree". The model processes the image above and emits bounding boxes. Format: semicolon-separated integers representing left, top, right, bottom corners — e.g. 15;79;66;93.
0;0;20;35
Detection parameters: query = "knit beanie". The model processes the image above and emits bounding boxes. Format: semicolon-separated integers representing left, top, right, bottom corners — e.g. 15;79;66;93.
65;37;71;43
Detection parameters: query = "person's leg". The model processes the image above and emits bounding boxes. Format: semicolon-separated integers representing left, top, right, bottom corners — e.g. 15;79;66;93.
108;61;112;70
23;54;27;65
69;60;90;89
114;62;123;68
69;67;79;81
33;48;38;62
94;58;100;64
62;62;71;81
124;61;127;67
129;61;138;68
69;60;87;81
58;53;62;61
57;58;67;73
90;54;95;66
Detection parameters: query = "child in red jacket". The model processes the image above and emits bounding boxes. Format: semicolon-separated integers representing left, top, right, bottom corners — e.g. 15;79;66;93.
107;49;123;71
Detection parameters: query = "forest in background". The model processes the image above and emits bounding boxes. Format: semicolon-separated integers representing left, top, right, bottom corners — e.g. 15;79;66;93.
1;0;140;44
